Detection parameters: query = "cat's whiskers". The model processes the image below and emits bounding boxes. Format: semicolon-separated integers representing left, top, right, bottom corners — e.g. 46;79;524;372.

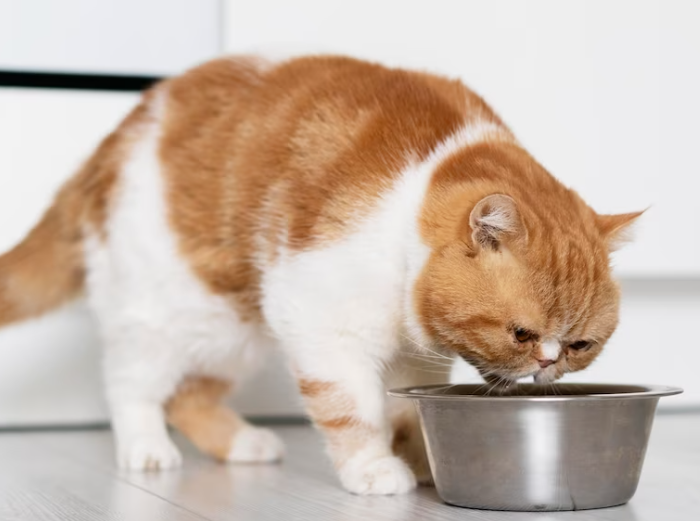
322;325;456;379
408;367;453;376
399;333;454;361
405;352;453;361
403;360;453;373
403;353;454;368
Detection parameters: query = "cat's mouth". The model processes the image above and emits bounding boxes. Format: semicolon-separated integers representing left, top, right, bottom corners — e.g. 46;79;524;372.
482;372;555;394
533;369;556;385
481;366;557;390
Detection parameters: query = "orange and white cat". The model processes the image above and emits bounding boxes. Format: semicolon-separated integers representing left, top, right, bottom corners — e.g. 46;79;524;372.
0;56;640;494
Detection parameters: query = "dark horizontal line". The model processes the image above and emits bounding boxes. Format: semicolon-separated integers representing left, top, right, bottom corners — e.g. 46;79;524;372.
0;422;109;433
0;416;309;432
247;416;310;426
0;70;163;91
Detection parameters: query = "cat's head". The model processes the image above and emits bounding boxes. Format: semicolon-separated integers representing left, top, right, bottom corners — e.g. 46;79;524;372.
414;144;641;386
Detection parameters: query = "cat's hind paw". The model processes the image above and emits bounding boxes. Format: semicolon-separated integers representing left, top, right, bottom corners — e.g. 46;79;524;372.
227;426;285;463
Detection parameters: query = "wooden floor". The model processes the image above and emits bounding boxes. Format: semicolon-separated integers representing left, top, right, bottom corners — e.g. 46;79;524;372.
0;414;698;521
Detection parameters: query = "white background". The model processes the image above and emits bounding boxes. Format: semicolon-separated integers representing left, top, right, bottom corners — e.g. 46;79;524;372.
0;0;221;75
0;1;697;426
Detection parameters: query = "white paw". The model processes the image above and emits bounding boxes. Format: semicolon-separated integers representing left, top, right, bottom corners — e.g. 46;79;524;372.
339;455;417;495
117;435;183;471
227;426;285;463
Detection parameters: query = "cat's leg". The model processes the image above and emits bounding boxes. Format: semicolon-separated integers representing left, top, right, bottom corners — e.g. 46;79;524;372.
102;331;185;471
386;353;455;485
110;403;182;471
292;345;417;495
103;322;285;469
165;375;284;463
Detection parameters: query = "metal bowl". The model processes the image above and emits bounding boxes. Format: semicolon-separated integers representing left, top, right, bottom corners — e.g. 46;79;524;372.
388;383;682;511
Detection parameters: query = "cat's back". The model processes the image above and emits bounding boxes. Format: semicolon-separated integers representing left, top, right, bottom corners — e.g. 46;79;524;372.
158;55;501;242
153;55;502;316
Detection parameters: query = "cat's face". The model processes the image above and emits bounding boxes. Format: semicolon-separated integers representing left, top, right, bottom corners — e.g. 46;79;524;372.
415;191;640;387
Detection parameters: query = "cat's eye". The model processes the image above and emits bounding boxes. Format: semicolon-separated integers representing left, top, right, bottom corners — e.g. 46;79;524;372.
568;340;592;351
514;328;532;343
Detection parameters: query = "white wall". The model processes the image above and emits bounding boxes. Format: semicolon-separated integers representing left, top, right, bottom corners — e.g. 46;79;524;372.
225;0;700;409
0;0;221;75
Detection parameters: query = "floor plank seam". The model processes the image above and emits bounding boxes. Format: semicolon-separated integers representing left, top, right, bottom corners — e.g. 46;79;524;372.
36;435;215;521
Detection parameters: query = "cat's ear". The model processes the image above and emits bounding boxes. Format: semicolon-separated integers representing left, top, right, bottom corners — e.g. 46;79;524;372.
469;194;527;250
596;210;645;250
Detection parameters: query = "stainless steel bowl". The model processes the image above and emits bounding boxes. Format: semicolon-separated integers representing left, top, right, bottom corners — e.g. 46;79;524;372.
389;383;682;511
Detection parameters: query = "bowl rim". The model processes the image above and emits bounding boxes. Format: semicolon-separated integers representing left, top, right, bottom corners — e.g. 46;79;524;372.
388;383;684;402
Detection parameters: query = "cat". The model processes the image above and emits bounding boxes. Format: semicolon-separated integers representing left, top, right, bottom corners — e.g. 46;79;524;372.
0;55;640;495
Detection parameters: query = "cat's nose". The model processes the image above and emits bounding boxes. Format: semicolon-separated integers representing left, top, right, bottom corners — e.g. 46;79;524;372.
537;358;556;369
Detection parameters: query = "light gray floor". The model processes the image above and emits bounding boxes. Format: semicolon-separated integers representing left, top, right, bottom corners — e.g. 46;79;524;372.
0;414;698;521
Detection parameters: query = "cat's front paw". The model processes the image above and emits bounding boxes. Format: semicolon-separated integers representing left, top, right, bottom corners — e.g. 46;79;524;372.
339;455;417;495
117;435;183;471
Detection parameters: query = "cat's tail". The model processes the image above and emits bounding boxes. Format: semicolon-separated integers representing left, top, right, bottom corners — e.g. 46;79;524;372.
0;179;88;327
0;95;155;328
